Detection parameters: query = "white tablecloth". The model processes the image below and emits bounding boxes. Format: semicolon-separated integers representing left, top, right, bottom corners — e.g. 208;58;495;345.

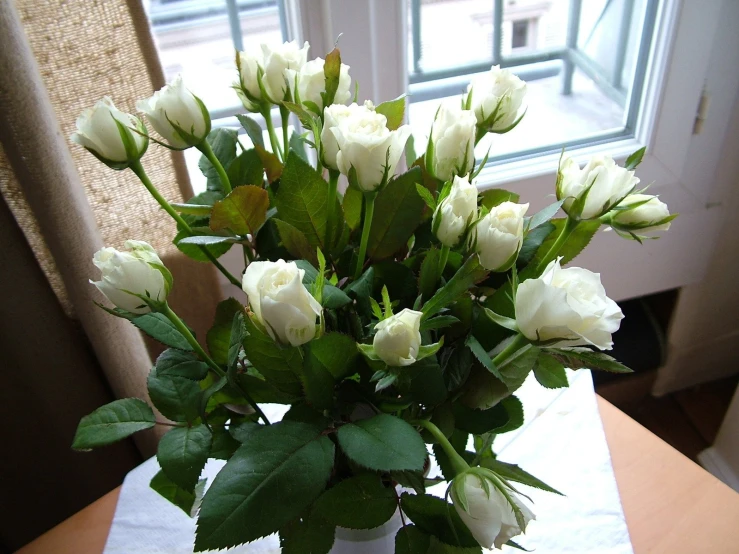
103;370;633;553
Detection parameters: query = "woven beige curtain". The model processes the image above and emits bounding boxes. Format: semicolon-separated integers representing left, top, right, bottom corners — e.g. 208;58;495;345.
0;0;222;452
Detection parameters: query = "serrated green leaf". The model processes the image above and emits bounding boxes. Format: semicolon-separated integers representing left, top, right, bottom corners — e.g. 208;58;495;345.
314;474;397;529
236;114;265;149
497;344;540;393
625;146;646;170
407;356;448;406
280;512;336;554
195;421;335;551
527;199;565;231
209;185;269;236
132;312;193;351
177;235;238;246
393;471;426;494
226;149;265;187
421;256;487;319
399;493;479;548
274;219;319;265
480;458;563;495
395;524;431;554
157;424;212;491
322;48;341;107
517;222;555;267
306;333;359;379
295;260;352;309
415;183;437;210
452;401;509;435
343;185;363;231
480;188;519;209
228;312;246;370
368;168;425;260
337;414;427;472
206;298;244;366
289;131;310;163
210;425;241;460
546;347;632;373
200;128;238;194
242;315;303;384
155;349;208;380
419;247;441;300
149;470;206;516
420;315;459;331
170;203;214;216
531;218;601;268
174;230;233;262
533;353;568;389
376;95;406;131
458;362;509;410
495;395;524;434
147;369;203;423
255;144;283;183
72;398;155;450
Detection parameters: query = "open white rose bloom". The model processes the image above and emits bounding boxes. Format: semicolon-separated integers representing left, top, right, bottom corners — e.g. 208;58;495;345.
71;38;674;554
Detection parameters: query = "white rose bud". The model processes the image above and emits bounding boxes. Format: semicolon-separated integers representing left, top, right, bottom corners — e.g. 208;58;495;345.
611;193;673;234
373;309;423;367
71;97;148;166
470;201;529;271
321;103;365;171
467;65;527;132
285;57;351;111
242;260;322;347
235;49;263;112
557;154;639;220
452;474;535;550
429;102;477;181
332;106;412;192
432;175;478;247
90;240;168;314
136;75;210;149
515;258;624;350
261;41;309;103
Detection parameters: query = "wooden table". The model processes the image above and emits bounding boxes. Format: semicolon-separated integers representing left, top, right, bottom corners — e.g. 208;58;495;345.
17;397;739;554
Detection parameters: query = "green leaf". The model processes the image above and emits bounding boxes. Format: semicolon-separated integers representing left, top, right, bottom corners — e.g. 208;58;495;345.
72;398;155;450
527;199;565;231
421;256;487;319
242;315;303;384
314;474;397;529
174;230;232;262
226;149;265;187
625;146;646;170
495;395;524;434
458;363;509;410
275;152;343;250
155;349;208;380
210;426;241;460
545;347;632;373
392;471;426;494
400;493;479;548
497;345;541;393
531;218;601;268
150;470;206;517
375;95;406;131
301;354;335;411
395;525;432;554
295;260;352;309
177;235;237;246
533;353;569;389
337;414;427;472
170;203;213;216
195;421;335;551
517;222;555;267
200;128;238;193
480;458;563;495
343;186;363;231
420;315;459;331
419;247;441;300
480;188;519;209
306;333;359;379
275;219;319;265
210;185;269;236
147;368;203;423
206;298;244;366
452;401;509;435
236;114;265;148
415;184;437;210
408;356;449;406
131;312;193;351
322;48;342;107
280;512;336;554
157;424;212;491
368;167;425;260
255;144;283;183
289;131;310;163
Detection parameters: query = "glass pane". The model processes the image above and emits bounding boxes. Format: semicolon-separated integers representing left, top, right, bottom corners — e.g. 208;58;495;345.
407;0;655;163
146;0;285;114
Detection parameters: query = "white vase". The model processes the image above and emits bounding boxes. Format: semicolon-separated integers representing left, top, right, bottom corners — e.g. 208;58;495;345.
328;511;403;554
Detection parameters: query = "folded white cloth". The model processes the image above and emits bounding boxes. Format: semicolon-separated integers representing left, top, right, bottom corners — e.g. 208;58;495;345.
103;370;632;553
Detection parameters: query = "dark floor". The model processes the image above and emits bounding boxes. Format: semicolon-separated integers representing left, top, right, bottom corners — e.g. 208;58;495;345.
596;373;739;462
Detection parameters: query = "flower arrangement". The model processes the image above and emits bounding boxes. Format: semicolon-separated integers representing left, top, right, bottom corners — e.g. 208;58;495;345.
71;39;674;553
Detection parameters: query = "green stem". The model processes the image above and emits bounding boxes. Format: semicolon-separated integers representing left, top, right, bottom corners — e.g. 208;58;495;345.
129;161;241;288
414;419;470;477
492;334;529;367
263;108;283;161
163;304;270;425
474;126;487;145
197;140;232;195
354;192;376;281
438;244;450;282
280;105;290;157
535;216;580;273
326;169;340;248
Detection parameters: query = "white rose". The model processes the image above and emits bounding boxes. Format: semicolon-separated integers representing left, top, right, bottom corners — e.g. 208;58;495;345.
471;201;529;271
321;103;366;171
90;240;167;314
432;175;478;247
285;57;351;111
611;193;673;233
373;309;423;367
430;102;477;181
71;97;147;164
452;474;535;550
515;258;624;350
467;65;527;132
557;155;639;220
235;49;263;112
242;260;322;347
136;75;209;149
332;106;412;192
261;41;309;103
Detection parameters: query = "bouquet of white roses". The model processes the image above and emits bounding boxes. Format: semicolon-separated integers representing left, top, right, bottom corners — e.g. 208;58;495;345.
71;39;674;553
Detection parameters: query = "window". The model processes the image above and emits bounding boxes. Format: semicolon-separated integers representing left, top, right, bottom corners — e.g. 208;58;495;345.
407;0;659;163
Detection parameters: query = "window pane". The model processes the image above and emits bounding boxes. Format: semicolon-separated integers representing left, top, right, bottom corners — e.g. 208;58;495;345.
407;0;656;163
